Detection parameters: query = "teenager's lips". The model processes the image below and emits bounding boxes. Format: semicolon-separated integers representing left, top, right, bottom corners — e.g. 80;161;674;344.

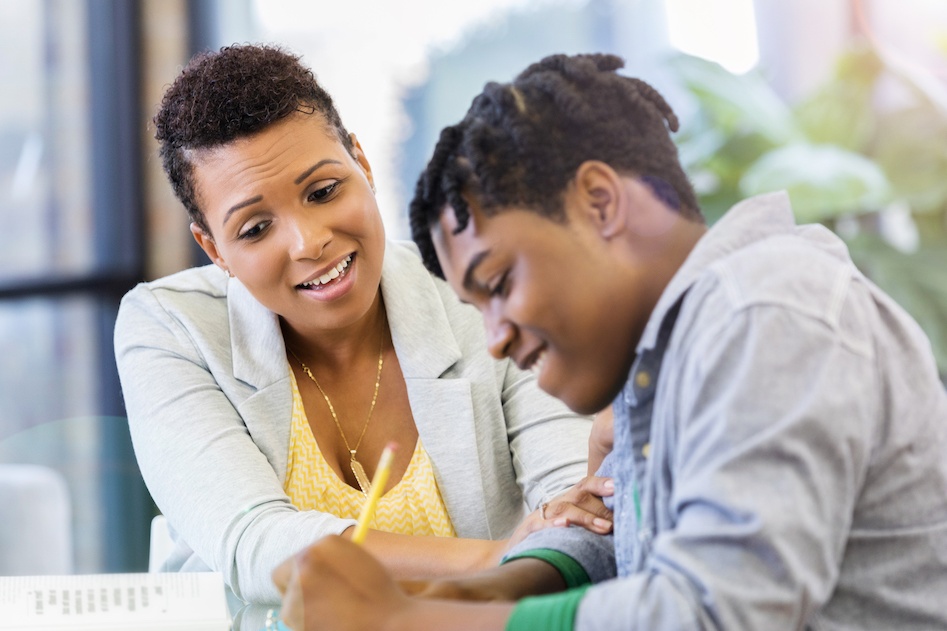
517;345;548;373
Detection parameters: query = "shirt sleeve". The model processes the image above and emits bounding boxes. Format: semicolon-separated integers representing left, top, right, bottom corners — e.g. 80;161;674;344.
503;527;617;585
506;585;593;631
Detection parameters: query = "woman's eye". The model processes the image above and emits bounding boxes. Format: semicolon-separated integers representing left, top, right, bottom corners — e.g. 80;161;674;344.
307;181;340;203
238;221;269;240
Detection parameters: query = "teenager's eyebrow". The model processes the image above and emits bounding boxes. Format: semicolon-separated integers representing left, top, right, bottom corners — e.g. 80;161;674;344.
223;195;263;226
462;250;492;293
294;159;342;185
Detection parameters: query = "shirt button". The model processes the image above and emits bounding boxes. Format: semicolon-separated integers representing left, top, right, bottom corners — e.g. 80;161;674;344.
642;443;651;459
638;528;652;543
635;371;651;389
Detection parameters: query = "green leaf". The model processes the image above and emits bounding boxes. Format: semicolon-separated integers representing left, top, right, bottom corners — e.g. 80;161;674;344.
667;53;799;144
872;106;947;215
794;47;881;151
794;82;877;151
848;234;947;377
739;144;891;222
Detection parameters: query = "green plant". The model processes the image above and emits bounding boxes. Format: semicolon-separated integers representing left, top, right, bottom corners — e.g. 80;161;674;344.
670;47;947;377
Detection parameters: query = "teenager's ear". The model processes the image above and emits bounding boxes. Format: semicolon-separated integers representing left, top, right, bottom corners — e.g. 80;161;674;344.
573;160;626;239
190;222;229;272
349;133;375;192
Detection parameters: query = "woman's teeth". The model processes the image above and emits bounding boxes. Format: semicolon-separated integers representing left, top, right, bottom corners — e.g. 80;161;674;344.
299;254;352;288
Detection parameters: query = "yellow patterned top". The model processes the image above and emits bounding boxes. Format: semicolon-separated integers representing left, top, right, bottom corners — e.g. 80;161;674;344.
284;368;456;537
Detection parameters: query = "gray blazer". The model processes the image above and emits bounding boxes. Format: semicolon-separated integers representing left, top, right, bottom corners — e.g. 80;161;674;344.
114;241;591;603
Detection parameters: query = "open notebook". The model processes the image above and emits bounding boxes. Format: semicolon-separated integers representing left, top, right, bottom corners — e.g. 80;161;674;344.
0;572;231;630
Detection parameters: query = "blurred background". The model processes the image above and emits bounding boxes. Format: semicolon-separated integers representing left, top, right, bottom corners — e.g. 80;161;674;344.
1;0;945;575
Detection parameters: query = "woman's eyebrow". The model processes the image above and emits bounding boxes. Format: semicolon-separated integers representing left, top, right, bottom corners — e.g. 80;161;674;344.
223;195;263;225
294;159;342;185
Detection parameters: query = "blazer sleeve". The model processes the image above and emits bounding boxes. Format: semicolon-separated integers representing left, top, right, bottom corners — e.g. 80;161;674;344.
499;360;594;510
114;283;355;604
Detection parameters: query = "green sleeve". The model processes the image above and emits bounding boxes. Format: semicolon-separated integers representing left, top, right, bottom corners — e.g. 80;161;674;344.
501;548;591;589
505;585;592;631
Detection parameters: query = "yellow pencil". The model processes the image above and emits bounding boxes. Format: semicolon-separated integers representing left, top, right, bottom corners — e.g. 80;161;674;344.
351;442;398;545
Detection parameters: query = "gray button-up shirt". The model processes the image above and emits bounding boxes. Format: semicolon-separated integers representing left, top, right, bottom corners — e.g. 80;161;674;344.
507;192;947;630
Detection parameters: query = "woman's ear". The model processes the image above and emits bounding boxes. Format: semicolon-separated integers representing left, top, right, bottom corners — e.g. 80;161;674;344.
573;161;626;239
190;222;230;274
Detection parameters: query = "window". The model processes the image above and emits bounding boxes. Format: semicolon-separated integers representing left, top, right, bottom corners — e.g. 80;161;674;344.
0;0;151;574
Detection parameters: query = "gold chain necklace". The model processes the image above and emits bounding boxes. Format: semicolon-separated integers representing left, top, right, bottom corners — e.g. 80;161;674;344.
289;337;384;495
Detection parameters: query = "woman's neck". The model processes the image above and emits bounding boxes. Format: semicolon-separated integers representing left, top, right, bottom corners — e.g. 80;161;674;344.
280;294;389;372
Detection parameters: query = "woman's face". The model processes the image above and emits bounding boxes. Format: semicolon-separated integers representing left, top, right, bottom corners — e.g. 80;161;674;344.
190;112;385;336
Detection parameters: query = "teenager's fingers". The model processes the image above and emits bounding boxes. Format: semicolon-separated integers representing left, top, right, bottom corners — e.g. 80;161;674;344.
399;579;430;596
272;554;295;594
278;560;305;631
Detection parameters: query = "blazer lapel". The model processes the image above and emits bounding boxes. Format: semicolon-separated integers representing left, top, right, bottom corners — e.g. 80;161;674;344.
381;243;492;538
227;277;294;478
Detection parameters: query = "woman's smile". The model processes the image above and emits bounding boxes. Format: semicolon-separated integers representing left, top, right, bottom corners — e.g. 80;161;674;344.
295;252;358;302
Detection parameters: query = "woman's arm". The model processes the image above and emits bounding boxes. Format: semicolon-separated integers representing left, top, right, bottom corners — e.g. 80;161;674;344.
273;536;564;631
498;361;595;508
115;282;358;603
353;528;504;578
588;405;614;475
116;279;561;600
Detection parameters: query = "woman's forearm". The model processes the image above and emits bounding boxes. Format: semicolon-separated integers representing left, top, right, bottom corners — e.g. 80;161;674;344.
347;527;507;578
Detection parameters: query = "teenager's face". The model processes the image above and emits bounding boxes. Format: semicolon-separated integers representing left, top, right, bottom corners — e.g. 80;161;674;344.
190;112;385;336
431;198;641;414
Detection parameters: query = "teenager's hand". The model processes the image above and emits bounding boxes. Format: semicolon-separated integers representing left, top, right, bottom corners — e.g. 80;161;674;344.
273;537;522;631
273;535;412;631
505;475;614;551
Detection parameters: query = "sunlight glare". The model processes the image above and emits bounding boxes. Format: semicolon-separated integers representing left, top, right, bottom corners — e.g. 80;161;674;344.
665;0;759;73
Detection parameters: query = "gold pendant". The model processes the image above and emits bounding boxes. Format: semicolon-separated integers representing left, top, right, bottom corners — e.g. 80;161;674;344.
350;454;372;495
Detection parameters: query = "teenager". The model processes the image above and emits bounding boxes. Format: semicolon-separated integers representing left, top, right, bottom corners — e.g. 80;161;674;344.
272;52;947;630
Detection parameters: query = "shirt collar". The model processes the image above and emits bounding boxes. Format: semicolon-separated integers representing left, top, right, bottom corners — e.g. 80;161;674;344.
636;191;796;354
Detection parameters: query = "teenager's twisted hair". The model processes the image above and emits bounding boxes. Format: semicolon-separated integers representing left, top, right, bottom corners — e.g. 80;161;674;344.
409;53;700;278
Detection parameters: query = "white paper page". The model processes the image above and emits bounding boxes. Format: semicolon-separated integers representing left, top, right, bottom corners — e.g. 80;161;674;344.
0;572;231;630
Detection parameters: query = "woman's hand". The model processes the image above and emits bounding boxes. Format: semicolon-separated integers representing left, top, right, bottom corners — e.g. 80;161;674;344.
505;475;614;551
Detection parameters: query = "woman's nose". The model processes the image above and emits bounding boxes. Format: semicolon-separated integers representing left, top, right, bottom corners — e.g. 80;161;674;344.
288;212;330;260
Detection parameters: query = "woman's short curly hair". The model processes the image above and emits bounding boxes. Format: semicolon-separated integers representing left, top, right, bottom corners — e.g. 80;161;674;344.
153;44;352;233
409;53;700;278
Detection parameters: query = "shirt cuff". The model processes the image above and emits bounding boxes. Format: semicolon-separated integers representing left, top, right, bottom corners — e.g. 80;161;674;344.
505;585;592;631
501;548;591;589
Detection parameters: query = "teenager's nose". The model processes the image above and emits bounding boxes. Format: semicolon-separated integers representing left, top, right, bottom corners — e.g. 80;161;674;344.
485;310;515;360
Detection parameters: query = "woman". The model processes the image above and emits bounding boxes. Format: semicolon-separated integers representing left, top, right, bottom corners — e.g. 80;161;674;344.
114;44;609;604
